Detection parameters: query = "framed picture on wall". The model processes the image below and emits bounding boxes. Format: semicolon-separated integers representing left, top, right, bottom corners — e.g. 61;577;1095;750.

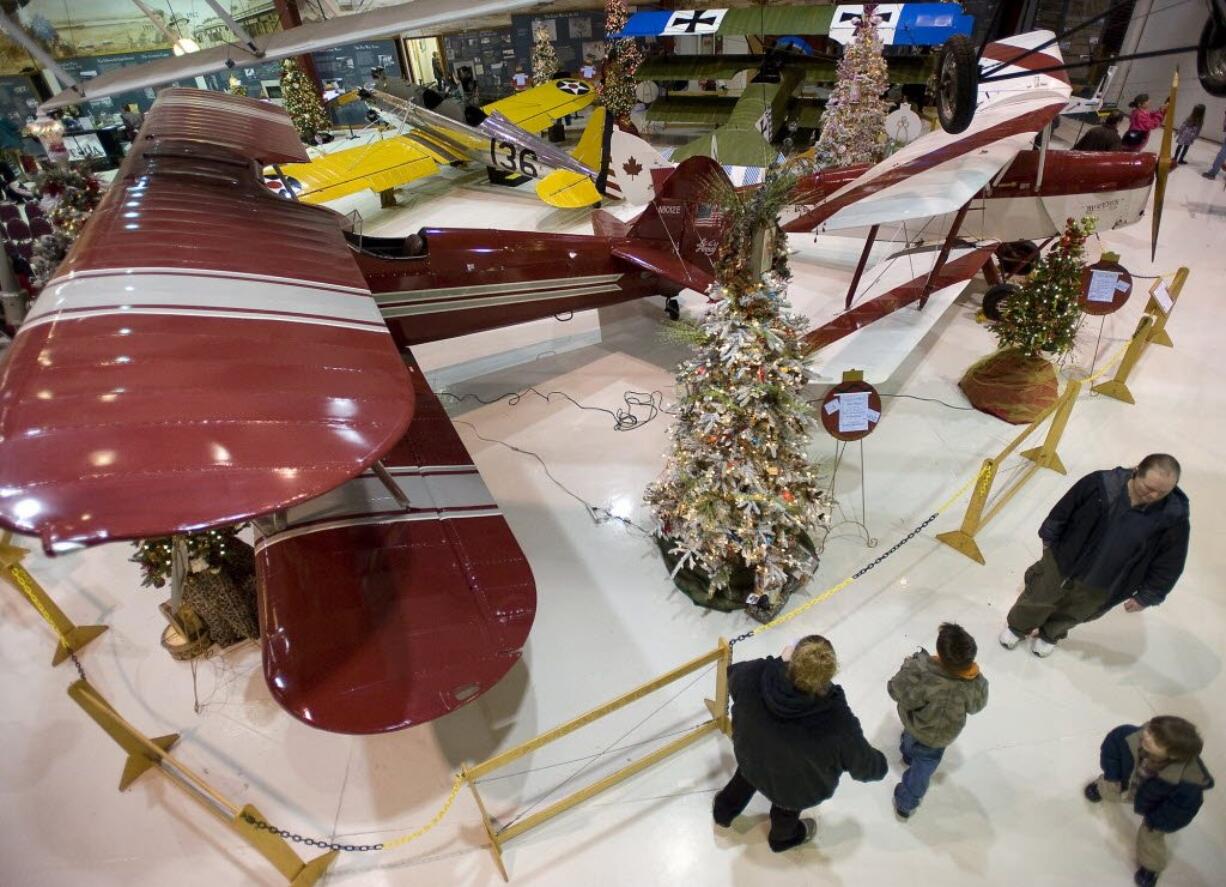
568;17;593;39
531;18;558;41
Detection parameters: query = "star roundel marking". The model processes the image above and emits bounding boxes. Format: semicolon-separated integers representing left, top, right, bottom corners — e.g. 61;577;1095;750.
557;79;591;95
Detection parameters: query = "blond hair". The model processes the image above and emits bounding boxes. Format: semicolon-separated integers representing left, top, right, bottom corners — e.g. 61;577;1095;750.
788;635;837;695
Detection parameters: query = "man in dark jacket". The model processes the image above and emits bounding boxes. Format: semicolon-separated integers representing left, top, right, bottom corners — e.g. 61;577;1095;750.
713;635;887;852
1000;454;1189;657
1085;716;1214;886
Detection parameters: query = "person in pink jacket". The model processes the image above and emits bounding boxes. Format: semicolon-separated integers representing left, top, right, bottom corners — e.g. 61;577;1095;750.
1121;94;1167;152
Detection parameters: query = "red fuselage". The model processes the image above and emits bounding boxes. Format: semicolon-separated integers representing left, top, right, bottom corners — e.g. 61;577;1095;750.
352;228;667;347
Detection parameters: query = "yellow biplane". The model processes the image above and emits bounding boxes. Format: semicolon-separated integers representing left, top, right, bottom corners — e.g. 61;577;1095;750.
274;78;614;209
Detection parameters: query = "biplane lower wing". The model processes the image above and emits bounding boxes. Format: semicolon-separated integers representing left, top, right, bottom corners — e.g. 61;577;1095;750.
802;243;999;355
255;358;536;734
0;89;414;551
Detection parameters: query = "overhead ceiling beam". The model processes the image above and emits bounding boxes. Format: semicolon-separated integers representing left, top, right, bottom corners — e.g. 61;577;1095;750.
203;0;262;56
129;0;181;45
0;9;80;90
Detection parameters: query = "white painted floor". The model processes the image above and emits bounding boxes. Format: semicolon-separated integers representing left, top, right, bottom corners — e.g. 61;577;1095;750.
2;130;1225;887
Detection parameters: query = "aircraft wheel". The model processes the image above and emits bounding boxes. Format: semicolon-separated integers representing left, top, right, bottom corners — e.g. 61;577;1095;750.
936;35;977;134
1198;15;1226;97
982;283;1019;322
665;297;680;321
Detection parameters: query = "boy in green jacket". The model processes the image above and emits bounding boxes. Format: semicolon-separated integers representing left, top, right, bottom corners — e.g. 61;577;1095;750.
887;623;989;817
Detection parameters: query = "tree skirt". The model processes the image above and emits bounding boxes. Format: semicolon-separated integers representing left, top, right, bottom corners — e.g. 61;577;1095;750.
655;535;816;623
960;348;1059;424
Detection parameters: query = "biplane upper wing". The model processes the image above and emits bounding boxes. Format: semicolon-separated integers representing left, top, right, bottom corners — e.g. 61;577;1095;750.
809;31;1072;233
614;4;970;45
484;77;598;136
39;0;541;112
279;136;448;205
0;89;413;551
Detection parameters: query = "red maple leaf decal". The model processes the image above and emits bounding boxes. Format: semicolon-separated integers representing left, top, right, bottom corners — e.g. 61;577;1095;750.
622;156;644;178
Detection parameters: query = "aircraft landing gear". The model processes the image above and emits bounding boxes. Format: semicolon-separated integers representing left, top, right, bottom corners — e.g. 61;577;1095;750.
665;297;680;321
1199;11;1226;97
936;35;977;134
982;283;1019;322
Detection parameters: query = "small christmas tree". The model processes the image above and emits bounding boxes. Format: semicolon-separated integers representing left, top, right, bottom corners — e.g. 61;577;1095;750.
227;74;247;97
599;0;642;123
531;23;558;86
279;58;330;143
991;216;1095;358
807;5;890;170
646;170;827;619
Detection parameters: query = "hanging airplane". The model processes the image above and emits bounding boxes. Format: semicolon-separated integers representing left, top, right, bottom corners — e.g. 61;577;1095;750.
614;3;974;167
0;33;1082;735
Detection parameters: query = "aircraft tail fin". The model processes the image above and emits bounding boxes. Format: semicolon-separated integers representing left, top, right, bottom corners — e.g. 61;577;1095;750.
613;155;732;293
572;106;606;168
607;125;675;205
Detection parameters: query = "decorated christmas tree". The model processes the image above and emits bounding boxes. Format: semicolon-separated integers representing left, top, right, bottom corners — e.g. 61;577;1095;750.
807;5;890;169
279;58;330;143
961;215;1096;423
646;170;827;620
28;163;103;290
227;74;247;97
531;23;558;86
599;0;642;124
991;216;1095;358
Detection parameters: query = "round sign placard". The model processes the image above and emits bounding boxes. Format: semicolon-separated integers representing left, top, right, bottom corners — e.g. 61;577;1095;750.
1079;257;1133;316
819;379;882;442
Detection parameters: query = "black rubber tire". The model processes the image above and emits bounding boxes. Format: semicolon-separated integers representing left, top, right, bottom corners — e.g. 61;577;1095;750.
665;297;680;321
1198;16;1226;97
936;35;977;134
982;283;1020;322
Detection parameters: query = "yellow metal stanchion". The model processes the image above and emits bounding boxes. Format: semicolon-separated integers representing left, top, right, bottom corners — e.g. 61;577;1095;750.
1144;268;1188;348
0;531;108;666
937;380;1082;564
68;679;337;886
1091;314;1155;404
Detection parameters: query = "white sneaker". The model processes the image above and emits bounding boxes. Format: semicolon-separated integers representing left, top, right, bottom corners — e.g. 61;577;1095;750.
1032;636;1056;657
999;627;1023;649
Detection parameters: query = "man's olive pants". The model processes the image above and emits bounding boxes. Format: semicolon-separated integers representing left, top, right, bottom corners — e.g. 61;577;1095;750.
1006;548;1111;643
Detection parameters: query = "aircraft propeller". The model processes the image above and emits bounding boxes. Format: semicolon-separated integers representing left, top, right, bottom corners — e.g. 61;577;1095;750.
1150;69;1178;262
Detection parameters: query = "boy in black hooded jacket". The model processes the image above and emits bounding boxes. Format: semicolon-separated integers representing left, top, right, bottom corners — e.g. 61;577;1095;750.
713;635;887;852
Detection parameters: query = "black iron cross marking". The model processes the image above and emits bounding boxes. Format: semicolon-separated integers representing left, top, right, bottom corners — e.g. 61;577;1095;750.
673;10;718;32
839;10;894;22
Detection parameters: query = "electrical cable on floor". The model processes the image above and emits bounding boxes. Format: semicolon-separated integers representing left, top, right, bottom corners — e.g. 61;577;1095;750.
452;420;656;537
878;392;977;411
439;387;672;432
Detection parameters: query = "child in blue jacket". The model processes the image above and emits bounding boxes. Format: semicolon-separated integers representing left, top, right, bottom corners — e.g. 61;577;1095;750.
1084;716;1214;886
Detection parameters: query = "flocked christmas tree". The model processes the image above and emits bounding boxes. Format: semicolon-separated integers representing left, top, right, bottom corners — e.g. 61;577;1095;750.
991;216;1095;358
531;23;558;86
646;170;827;619
279;58;330;143
28;163;103;291
806;5;890;169
599;0;642;123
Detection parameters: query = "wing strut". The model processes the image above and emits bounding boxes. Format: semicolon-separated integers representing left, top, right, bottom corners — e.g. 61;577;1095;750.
920;200;974;309
846;224;881;310
372;461;413;511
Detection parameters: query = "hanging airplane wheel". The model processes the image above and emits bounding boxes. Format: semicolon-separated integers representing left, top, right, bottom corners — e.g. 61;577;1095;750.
936;35;977;134
982;283;1019;322
1198;16;1226;97
665;297;680;321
